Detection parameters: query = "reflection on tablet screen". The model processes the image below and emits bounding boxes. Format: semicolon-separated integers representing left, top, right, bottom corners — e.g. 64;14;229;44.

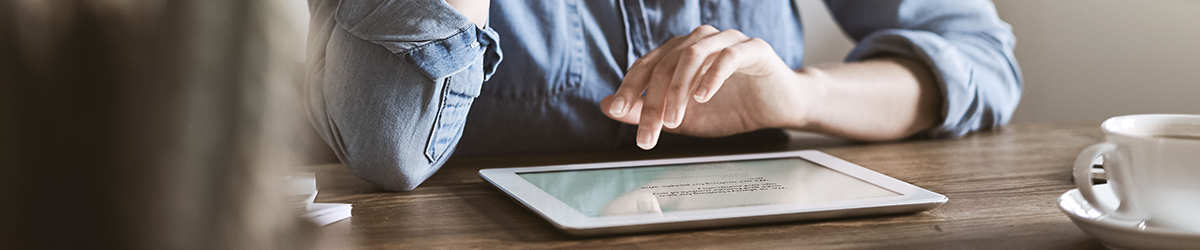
518;158;900;217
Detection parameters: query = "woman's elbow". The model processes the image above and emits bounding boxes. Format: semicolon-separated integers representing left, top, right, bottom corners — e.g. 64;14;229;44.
343;146;451;191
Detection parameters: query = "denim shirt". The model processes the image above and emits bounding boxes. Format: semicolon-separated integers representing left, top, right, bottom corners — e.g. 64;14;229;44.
306;0;1022;191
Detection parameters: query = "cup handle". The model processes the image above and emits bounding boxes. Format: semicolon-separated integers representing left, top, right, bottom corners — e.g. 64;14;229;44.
1073;143;1124;216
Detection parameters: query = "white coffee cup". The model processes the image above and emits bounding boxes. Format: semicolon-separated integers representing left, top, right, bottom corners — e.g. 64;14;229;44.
1074;114;1200;232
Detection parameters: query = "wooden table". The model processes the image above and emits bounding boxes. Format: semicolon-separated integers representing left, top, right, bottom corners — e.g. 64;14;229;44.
310;121;1110;249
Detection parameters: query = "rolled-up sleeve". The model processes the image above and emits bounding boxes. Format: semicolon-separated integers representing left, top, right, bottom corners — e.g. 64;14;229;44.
336;0;502;81
825;0;1023;138
306;0;501;191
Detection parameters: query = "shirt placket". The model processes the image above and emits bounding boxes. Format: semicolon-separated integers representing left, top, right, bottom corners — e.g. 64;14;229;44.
616;0;654;145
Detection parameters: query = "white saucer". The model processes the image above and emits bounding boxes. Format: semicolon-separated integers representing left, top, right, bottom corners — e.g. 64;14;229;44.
1059;184;1200;250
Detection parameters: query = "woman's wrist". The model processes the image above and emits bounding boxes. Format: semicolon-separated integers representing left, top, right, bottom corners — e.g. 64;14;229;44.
782;67;831;132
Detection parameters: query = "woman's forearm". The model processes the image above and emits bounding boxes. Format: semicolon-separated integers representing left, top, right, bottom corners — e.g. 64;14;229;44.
444;0;489;27
791;57;942;141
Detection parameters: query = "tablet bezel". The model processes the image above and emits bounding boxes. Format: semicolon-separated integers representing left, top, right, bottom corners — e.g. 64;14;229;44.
478;150;946;235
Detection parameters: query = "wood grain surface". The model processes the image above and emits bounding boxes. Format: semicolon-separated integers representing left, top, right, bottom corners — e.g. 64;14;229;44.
310;121;1110;249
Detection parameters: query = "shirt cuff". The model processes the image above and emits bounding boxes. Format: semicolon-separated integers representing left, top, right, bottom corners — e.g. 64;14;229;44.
406;25;502;81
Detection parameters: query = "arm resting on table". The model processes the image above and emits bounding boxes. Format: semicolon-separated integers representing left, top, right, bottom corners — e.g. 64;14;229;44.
826;0;1023;138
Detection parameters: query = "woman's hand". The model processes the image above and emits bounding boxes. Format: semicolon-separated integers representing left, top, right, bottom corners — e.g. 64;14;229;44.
603;25;944;149
604;25;815;149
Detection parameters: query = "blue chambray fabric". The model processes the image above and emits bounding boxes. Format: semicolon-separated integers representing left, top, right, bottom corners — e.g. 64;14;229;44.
306;0;1022;190
307;0;502;190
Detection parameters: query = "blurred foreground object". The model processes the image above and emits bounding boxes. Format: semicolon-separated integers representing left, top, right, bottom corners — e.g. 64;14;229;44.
285;173;353;226
1;0;324;249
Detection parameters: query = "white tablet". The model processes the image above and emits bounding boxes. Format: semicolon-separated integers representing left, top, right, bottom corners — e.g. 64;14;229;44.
478;150;946;236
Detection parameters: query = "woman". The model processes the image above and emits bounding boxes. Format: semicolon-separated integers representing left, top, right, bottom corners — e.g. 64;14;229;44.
305;0;1022;191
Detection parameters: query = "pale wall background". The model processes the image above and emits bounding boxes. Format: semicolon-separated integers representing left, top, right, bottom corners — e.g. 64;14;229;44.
797;0;1200;123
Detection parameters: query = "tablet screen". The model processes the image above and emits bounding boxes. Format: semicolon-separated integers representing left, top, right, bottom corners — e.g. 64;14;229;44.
518;157;900;217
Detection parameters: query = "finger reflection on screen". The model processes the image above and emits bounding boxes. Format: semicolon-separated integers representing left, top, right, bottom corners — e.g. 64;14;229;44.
600;191;663;216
